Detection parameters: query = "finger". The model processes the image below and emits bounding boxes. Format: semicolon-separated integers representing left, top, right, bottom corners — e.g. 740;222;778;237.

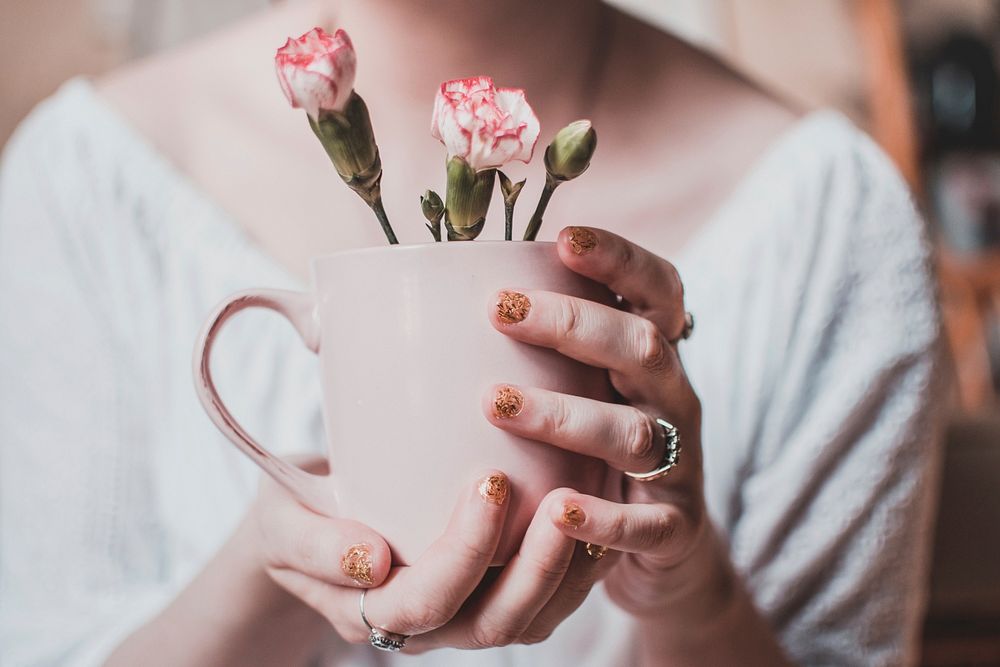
490;288;684;403
556;226;686;340
484;384;665;475
520;540;620;644
334;471;512;637
414;488;577;650
549;494;698;568
256;479;391;589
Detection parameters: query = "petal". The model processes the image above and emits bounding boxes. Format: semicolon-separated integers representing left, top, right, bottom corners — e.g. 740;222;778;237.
275;27;357;113
441;76;495;97
495;89;540;163
286;68;340;119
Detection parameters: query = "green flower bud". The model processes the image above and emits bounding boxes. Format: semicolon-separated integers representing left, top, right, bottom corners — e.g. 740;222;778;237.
444;156;495;241
498;171;526;208
420;190;444;223
309;91;382;205
544;120;597;183
420;189;444;242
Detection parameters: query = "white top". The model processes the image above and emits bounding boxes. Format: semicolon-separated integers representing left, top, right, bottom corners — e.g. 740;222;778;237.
0;79;945;666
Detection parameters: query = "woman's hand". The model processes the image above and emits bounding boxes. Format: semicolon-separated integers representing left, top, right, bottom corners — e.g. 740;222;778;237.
254;454;614;653
230;227;786;664
480;226;713;623
247;227;780;660
253;227;713;653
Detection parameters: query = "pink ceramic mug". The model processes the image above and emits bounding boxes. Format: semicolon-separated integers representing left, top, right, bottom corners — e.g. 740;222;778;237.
194;241;612;565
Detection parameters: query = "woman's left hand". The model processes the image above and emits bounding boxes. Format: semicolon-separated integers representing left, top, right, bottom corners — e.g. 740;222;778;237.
407;226;715;652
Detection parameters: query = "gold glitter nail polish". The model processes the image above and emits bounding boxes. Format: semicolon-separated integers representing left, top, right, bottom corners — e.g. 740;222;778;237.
561;503;586;528
479;473;509;505
493;385;524;419
585;543;608;560
568;227;598;255
496;291;531;324
341;543;374;585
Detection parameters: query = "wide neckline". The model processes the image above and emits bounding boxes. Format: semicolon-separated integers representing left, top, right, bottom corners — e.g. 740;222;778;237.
53;77;859;287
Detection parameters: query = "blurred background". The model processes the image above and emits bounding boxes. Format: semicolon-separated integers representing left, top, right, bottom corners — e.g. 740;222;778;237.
2;1;998;664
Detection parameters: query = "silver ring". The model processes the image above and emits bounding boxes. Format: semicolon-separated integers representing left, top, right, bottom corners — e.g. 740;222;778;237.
624;418;682;482
360;589;409;652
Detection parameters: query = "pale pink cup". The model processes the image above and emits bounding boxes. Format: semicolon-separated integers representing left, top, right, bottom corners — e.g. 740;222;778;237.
194;241;612;565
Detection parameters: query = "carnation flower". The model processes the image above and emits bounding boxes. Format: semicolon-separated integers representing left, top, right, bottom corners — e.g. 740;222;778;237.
275;27;357;120
275;27;398;244
431;77;540;172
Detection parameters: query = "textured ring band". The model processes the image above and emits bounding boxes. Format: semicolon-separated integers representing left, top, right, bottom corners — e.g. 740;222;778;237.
360;589;409;652
624;418;682;482
585;543;609;560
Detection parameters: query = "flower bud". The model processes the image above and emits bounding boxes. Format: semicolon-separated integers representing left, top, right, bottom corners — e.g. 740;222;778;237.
498;171;526;208
308;92;382;205
544;120;597;183
444;156;495;241
275;28;357;119
421;189;444;241
420;190;444;223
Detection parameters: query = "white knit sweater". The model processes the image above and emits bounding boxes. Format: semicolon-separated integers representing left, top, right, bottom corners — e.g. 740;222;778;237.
0;79;945;666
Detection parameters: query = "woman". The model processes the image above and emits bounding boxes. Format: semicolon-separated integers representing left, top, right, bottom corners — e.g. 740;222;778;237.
0;1;944;665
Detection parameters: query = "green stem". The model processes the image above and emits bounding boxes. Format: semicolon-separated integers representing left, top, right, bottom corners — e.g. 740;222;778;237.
504;202;514;241
426;216;442;242
522;180;558;241
370;196;399;245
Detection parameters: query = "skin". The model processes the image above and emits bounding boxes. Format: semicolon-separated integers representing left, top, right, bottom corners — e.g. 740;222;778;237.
102;1;799;664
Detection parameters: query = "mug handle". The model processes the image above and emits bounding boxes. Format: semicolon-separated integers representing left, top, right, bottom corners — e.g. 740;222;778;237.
193;289;329;514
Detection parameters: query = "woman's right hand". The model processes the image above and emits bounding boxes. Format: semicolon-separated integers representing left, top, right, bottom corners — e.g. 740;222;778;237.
250;457;595;652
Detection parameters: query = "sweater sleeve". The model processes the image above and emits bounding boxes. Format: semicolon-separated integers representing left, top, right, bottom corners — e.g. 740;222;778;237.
0;91;179;667
683;116;947;666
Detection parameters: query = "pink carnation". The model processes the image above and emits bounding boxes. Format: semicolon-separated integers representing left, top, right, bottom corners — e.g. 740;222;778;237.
431;76;540;172
275;27;357;119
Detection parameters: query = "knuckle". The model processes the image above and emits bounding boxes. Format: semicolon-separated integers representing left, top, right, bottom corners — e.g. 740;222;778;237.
335;619;372;645
521;628;555;645
397;598;453;634
561;563;599;600
453;532;499;565
556;298;583;342
625;410;656;468
260;541;284;570
609;512;629;546
524;550;572;589
637;320;670;375
642;509;677;551
292;527;321;569
619;242;638;276
544;396;573;440
666;262;684;299
471;619;521;649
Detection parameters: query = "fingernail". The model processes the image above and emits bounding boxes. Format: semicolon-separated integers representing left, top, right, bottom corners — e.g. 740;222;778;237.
585;543;608;560
561;502;586;528
493;385;524;419
567;227;598;255
341;543;374;585
496;291;531;324
478;473;509;505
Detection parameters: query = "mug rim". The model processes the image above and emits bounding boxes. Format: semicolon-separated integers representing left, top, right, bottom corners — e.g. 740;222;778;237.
309;239;557;267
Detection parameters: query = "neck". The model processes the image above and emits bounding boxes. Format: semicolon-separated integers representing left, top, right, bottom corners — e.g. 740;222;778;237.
322;0;608;124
